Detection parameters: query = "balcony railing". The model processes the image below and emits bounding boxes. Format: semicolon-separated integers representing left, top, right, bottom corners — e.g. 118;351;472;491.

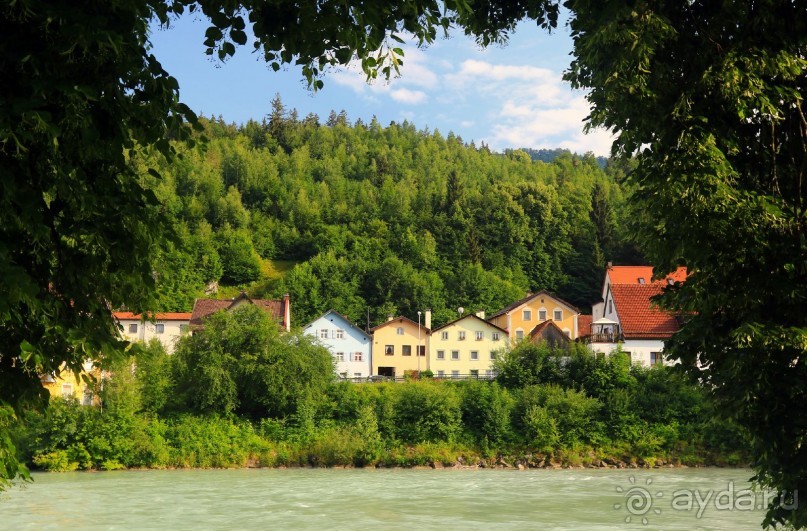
587;332;624;343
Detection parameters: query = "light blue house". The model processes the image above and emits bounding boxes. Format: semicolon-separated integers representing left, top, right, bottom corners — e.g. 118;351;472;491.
303;310;372;380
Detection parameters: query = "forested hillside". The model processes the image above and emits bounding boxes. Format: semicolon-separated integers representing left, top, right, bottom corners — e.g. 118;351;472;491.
142;96;642;327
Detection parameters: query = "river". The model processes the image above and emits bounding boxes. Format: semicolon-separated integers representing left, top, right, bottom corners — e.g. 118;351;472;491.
1;468;776;529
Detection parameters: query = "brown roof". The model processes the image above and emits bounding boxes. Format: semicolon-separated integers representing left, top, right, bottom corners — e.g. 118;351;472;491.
190;293;285;328
608;266;688;286
113;312;192;321
528;320;571;344
577;314;592;339
489;290;580;320
610;284;680;339
430;313;509;335
369;315;430;333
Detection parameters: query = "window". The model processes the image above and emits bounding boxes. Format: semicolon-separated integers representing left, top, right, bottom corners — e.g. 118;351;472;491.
437;350;445;360
523;309;532;321
402;345;412;356
128;323;138;334
470;351;479;360
667;278;675;286
417;345;426;357
437;370;445;378
396;327;404;335
339;372;348;379
441;331;449;340
490;351;497;360
650;352;663;366
492;332;500;341
458;331;466;341
320;329;329;339
82;387;94;406
554;309;563;321
475;331;484;341
335;352;345;362
353;352;363;362
451;350;460;360
538;309;547;321
61;383;73;399
155;323;165;334
485;369;493;379
451;370;460;379
608;300;613;314
179;324;189;334
385;345;394;356
354;372;362;379
470;369;479;379
515;330;524;340
336;329;344;339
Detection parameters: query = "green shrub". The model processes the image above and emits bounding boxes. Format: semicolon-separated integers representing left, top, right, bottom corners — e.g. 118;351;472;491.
32;451;78;472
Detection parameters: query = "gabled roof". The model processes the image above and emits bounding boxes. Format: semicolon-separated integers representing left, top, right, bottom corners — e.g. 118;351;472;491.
489;290;580;320
113;312;192;321
610;284;680;339
608;266;688;286
577;314;592;339
305;309;370;339
369;315;431;333
190;293;284;328
528;320;571;344
430;313;509;335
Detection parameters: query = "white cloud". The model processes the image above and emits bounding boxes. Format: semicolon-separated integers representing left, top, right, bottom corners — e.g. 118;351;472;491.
391;88;427;104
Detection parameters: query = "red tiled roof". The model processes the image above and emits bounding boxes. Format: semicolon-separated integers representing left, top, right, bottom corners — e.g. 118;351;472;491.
113;312;192;321
608;266;688;286
610;284;680;339
189;295;284;328
577;314;592;339
369;315;430;333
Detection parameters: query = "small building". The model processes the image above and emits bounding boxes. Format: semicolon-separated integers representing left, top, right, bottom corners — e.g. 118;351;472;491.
488;290;581;341
371;314;430;379
190;292;291;332
529;320;572;348
429;313;509;380
587;265;688;366
41;360;99;405
303;310;372;380
113;312;192;354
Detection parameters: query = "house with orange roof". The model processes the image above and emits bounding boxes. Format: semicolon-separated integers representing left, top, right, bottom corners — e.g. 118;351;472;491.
587;264;687;366
189;292;291;332
114;311;192;354
488;290;581;341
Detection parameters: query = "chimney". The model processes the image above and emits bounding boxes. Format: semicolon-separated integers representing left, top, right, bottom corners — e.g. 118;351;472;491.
475;309;485;319
387;315;394;322
606;261;613;269
424;309;431;330
283;293;291;332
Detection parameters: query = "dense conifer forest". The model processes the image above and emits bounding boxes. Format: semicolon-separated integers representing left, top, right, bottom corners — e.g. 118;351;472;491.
143;96;642;325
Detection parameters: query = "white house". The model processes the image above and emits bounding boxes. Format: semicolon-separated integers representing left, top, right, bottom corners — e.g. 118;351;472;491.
304;310;372;380
587;265;687;367
113;312;192;354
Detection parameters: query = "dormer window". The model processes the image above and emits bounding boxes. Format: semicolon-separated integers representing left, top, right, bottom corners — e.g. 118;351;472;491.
637;277;646;284
667;278;675;286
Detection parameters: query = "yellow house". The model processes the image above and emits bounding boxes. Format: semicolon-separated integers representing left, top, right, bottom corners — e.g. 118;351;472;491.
41;360;100;405
429;314;509;380
371;316;430;378
488;290;580;341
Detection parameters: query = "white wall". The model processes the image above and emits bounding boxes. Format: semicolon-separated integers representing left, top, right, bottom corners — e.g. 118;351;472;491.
588;339;671;367
118;318;189;354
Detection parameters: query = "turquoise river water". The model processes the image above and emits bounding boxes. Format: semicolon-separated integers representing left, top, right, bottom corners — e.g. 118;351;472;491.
0;468;780;529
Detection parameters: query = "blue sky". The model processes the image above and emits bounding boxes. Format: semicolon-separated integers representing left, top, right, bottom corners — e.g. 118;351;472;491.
148;15;613;156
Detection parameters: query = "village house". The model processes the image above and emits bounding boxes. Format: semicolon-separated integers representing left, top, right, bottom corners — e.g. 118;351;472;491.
429;312;509;380
488;290;581;341
190;292;291;331
371;313;430;379
303;310;372;380
113;311;192;354
587;265;688;366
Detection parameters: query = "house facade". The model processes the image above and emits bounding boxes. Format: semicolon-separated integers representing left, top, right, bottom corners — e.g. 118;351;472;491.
371;315;430;378
190;292;290;332
588;265;688;366
429;314;509;379
41;360;99;405
488;291;580;341
114;312;192;354
304;310;372;380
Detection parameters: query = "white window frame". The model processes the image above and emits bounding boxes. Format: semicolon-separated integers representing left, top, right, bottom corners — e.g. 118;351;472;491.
128;323;138;334
475;331;484;341
336;329;345;339
155;323;165;334
353;352;363;362
538;308;547;321
523;309;532;321
470;351;479;360
396;327;404;335
320;329;329;339
335;352;345;362
554;309;563;321
441;331;449;340
492;332;500;341
458;331;466;341
437;350;445;360
451;350;460;360
515;329;524;341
